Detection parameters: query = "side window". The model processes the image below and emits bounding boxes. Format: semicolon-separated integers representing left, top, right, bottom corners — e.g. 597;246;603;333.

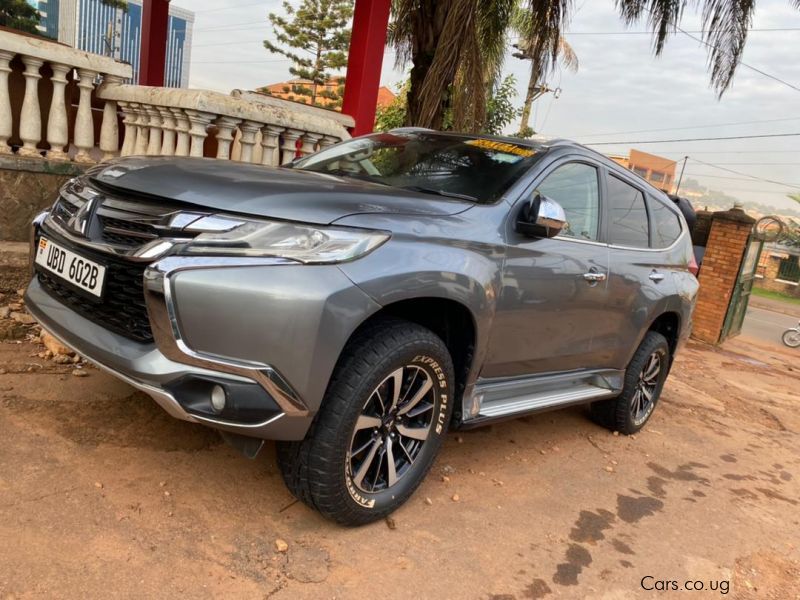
607;175;649;248
535;163;600;241
648;196;682;248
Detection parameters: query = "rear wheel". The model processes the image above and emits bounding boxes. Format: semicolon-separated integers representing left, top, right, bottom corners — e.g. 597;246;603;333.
590;331;670;434
782;328;800;348
277;318;454;526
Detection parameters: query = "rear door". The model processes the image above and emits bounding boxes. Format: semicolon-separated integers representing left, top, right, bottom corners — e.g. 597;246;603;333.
599;172;682;368
483;158;611;378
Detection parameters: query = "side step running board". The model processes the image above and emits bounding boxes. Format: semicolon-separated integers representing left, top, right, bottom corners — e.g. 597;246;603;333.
462;369;624;425
478;384;616;418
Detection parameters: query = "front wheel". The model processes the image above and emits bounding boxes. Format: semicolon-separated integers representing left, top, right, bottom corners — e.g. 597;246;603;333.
782;328;800;348
277;318;454;526
590;331;670;434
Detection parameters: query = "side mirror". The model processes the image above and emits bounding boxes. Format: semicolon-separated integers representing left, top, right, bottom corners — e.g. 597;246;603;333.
516;193;567;238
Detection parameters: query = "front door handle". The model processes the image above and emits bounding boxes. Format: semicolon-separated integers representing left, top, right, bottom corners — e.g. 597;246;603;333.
583;272;607;282
649;271;665;282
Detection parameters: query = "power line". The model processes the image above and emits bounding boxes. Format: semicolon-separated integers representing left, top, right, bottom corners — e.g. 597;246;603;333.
195;1;267;12
565;28;800;35
585;132;800;146
682;171;800;185
577;117;800;138
688;157;800;190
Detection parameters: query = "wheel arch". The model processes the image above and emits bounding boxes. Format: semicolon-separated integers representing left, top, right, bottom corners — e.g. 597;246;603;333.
334;297;478;420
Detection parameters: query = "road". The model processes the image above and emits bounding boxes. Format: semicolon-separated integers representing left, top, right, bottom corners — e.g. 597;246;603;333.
741;305;798;346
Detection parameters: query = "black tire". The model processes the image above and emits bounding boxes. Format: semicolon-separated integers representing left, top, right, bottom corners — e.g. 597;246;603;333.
276;318;455;526
590;331;670;435
782;329;800;348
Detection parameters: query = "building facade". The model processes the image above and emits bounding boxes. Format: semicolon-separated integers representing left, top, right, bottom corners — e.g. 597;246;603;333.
610;149;677;194
29;0;193;88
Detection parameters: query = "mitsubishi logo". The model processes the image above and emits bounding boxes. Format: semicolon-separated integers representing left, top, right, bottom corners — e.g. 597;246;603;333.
67;196;96;237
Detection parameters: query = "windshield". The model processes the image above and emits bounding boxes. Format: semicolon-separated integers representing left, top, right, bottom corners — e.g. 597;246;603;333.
291;132;546;204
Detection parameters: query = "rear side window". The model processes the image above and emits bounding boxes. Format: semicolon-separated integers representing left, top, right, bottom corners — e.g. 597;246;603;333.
607;175;649;248
648;197;682;248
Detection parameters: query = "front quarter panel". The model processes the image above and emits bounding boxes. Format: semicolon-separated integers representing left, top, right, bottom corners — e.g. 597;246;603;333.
334;210;506;389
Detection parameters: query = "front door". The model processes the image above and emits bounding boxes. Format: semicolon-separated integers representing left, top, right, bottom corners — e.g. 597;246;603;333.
483;160;610;378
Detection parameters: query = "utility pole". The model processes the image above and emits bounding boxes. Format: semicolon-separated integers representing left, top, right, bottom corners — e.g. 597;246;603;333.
674;156;688;195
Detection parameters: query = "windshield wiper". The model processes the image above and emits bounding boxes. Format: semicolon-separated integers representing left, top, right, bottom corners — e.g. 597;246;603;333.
400;186;478;202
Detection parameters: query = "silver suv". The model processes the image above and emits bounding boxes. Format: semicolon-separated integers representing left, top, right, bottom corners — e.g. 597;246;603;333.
26;130;698;525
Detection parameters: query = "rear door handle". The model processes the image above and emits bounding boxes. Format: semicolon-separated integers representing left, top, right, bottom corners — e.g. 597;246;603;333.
583;272;607;282
649;271;665;282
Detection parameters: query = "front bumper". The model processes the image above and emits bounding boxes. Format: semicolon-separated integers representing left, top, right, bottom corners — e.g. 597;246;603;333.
26;217;381;441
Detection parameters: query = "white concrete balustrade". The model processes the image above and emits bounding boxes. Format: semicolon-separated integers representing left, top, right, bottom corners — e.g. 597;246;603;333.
0;29;351;166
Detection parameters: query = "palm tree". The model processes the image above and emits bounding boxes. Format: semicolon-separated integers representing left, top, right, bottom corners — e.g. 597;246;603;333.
512;1;578;137
389;0;516;132
390;0;797;130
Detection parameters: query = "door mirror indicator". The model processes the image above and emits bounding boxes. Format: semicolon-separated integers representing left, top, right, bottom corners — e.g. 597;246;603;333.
516;193;567;238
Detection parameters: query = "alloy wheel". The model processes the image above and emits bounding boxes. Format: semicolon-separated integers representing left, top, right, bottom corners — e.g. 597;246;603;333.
632;351;661;425
348;365;435;493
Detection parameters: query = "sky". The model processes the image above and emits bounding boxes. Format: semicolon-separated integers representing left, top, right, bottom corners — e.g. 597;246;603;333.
185;0;800;213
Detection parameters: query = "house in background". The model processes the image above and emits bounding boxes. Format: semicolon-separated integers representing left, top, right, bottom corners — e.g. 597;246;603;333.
610;149;677;193
258;78;396;111
28;0;194;88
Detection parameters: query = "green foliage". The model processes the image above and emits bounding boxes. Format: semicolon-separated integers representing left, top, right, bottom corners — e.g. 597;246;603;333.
264;0;353;107
375;76;519;136
0;0;41;34
789;193;800;205
484;74;520;135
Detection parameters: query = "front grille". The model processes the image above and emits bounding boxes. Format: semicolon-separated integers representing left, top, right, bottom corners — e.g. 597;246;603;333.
39;182;210;344
36;232;154;344
98;214;160;246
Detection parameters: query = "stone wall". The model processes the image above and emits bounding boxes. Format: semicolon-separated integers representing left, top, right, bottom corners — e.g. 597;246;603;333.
755;251;800;297
0;155;84;241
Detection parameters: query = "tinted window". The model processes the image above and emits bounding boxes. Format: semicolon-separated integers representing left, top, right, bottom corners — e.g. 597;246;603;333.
607;175;649;248
648;197;682;247
536;163;600;241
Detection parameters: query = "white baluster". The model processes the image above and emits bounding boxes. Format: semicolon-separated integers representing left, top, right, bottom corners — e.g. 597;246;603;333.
214;116;240;160
0;51;15;154
118;101;137;157
45;63;71;160
238;120;260;163
171;108;190;156
99;74;122;161
185;109;213;157
300;132;322;157
74;68;98;162
280;128;302;165
260;125;284;166
133;104;149;155
145;106;162;155
18;56;44;157
319;135;339;149
252;129;264;164
158;107;176;156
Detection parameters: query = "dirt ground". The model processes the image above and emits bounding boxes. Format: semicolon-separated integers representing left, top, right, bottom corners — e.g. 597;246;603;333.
1;285;799;598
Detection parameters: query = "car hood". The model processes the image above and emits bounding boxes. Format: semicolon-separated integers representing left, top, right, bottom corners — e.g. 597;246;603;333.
89;157;473;225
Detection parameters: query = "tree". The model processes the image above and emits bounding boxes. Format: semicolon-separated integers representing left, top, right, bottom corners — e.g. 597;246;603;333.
389;0;516;131
0;0;41;35
264;0;353;107
374;75;519;135
511;3;577;137
392;0;798;130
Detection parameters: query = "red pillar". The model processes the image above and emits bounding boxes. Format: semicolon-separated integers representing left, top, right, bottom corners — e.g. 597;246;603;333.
341;0;392;136
139;0;170;86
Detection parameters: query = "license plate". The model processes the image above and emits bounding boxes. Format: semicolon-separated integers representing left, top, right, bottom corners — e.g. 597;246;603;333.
35;236;106;298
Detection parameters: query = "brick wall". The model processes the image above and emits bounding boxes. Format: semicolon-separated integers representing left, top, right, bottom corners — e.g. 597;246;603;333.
691;208;755;344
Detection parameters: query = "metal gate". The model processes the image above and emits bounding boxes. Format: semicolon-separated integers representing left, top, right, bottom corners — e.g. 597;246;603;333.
720;235;763;341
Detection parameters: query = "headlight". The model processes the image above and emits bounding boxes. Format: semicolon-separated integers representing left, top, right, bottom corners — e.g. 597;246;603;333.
178;217;390;264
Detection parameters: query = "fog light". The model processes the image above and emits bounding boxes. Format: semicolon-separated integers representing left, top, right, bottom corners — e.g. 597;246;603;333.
210;385;227;413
